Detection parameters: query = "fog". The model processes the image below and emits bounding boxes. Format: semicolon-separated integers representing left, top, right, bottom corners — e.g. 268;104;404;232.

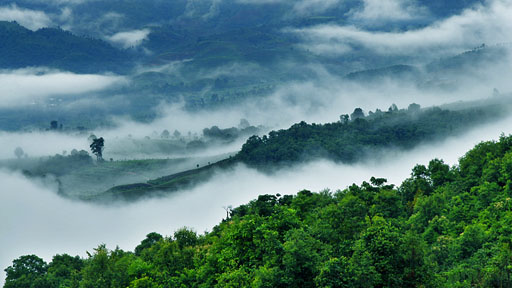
294;0;512;58
2;113;512;284
0;68;126;107
0;4;53;30
106;29;150;49
0;131;89;160
136;51;512;135
350;0;428;23
1;46;510;159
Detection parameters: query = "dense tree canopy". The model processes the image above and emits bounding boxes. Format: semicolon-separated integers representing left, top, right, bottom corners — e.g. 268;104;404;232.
7;134;512;287
237;104;503;166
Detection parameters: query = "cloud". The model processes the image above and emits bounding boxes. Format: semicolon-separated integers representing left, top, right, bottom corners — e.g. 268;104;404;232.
0;131;89;160
21;0;95;4
235;0;286;3
292;0;342;15
0;68;127;107
292;0;512;57
0;4;53;30
94;45;512;155
350;0;428;23
234;0;342;15
106;29;151;49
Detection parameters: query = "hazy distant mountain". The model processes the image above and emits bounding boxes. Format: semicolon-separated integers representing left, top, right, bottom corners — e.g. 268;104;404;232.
0;0;487;74
0;21;131;73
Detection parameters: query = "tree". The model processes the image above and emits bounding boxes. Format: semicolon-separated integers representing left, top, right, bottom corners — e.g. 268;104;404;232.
50;120;58;130
173;130;181;139
174;228;198;249
14;146;24;159
90;137;105;161
135;232;163;256
46;254;83;287
4;255;48;288
282;229;324;287
350;108;365;120
80;245;113;288
340;114;349;124
408;103;421;113
239;118;250;129
160;130;170;139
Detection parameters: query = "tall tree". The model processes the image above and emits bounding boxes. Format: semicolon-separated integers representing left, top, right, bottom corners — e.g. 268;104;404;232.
90;137;105;161
14;147;24;159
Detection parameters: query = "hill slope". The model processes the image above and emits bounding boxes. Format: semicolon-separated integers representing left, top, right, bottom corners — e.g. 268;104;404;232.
94;99;510;201
0;21;131;74
6;134;512;287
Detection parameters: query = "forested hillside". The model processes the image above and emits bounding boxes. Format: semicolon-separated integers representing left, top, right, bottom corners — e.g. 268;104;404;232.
237;103;503;166
6;134;512;287
96;101;508;201
0;21;131;73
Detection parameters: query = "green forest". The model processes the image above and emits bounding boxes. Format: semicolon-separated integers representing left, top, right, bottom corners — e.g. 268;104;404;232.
97;101;508;201
237;103;503;166
6;134;512;287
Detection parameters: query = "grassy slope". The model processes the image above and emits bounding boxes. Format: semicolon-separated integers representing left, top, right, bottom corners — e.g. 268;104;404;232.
94;158;236;201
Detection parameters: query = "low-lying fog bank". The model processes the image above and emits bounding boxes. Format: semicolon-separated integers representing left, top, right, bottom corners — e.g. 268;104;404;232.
2;114;512;284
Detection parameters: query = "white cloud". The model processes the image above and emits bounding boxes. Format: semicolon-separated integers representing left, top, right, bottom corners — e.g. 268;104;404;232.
106;29;151;49
293;0;512;57
0;68;126;107
292;0;341;15
0;131;89;160
0;4;52;30
235;0;342;15
350;0;428;22
23;0;98;5
235;0;286;3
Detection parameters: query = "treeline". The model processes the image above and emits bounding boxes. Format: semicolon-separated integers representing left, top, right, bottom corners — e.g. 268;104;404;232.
237;103;503;166
6;134;512;287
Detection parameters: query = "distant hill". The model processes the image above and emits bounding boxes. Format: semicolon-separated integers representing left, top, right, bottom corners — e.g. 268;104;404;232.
0;21;132;74
145;25;307;67
345;65;421;82
93;99;511;201
426;44;507;73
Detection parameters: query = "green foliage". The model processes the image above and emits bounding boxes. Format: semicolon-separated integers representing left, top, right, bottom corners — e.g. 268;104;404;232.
237;105;504;166
9;135;512;287
102;103;506;200
4;255;48;288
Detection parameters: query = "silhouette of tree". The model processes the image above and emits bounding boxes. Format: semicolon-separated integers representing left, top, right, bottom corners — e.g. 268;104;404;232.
14;147;24;159
350;108;365;120
90;137;104;161
50;120;58;130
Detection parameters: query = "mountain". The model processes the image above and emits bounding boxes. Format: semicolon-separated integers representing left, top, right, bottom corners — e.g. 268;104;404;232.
0;21;132;74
